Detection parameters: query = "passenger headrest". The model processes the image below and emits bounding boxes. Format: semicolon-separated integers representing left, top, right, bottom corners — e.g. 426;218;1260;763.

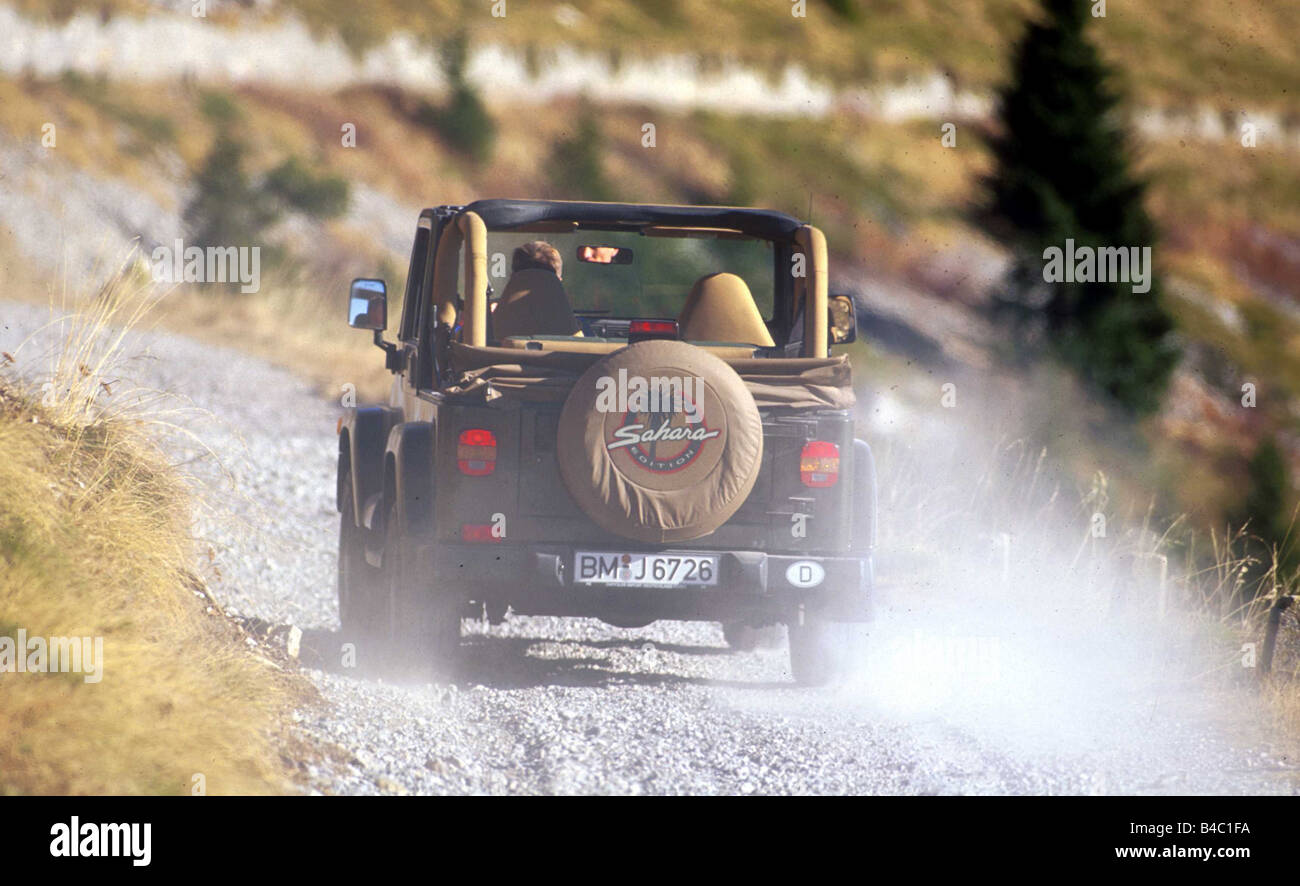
677;272;774;347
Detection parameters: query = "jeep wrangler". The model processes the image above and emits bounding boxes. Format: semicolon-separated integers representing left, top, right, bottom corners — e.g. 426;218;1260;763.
338;200;875;685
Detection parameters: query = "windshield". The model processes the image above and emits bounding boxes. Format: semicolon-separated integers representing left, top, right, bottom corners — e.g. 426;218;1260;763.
485;228;775;321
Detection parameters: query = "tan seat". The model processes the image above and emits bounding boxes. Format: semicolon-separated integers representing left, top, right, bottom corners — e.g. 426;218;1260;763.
491;269;582;340
676;272;775;347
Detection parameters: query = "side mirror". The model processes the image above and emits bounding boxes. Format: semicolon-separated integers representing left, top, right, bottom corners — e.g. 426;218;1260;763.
828;293;857;344
348;278;388;331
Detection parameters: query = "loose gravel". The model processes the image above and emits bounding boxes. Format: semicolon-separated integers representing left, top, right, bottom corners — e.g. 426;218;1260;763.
3;301;1296;795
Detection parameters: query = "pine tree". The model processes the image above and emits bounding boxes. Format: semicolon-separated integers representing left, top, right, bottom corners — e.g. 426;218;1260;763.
418;32;497;160
981;0;1179;414
183;134;278;251
550;102;615;201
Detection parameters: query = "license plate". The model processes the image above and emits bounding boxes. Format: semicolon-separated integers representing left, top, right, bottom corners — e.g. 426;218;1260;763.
574;551;719;587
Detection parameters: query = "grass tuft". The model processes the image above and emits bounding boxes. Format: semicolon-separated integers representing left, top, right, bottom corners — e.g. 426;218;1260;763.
0;257;309;795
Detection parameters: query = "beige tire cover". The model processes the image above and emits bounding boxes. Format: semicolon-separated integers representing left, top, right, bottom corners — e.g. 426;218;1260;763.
557;340;763;543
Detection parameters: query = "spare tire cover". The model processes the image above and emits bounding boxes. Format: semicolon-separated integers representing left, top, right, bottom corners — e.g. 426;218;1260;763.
556;340;763;543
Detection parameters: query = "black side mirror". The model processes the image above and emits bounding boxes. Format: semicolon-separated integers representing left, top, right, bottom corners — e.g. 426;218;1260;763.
828;293;857;344
348;278;388;331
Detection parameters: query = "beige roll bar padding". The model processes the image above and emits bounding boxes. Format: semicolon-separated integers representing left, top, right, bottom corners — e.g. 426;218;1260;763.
432;217;460;327
795;224;829;358
431;210;490;346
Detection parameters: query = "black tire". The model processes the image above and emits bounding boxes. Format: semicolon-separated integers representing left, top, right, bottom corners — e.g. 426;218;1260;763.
722;621;783;651
338;473;386;665
722;621;760;651
381;500;462;676
787;618;867;686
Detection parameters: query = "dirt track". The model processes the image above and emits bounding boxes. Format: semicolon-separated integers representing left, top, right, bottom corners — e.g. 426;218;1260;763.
3;301;1296;795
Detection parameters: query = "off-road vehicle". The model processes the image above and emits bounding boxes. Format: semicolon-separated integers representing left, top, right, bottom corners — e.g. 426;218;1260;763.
338;200;875;684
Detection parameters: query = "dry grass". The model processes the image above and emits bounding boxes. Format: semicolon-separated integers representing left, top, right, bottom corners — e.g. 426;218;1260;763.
148;275;398;403
0;263;310;794
861;367;1300;758
0;232;397;405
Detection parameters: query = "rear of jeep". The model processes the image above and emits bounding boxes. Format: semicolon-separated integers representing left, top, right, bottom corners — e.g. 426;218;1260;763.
338;200;875;684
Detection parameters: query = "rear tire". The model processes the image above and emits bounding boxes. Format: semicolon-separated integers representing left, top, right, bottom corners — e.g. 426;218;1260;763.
382;500;462;677
787;617;866;686
722;621;759;651
722;621;783;651
338;474;386;667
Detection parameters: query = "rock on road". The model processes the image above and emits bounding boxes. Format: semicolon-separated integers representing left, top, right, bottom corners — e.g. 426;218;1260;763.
3;302;1295;796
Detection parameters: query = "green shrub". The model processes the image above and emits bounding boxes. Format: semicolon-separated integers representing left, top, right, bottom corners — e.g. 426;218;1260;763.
549;103;615;201
184;135;349;286
264;157;350;219
416;32;497;159
183;135;279;251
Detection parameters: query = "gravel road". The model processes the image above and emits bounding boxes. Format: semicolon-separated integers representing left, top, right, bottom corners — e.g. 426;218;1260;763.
3;301;1296;796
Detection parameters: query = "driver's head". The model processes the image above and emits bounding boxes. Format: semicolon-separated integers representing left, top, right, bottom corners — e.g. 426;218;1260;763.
512;241;563;280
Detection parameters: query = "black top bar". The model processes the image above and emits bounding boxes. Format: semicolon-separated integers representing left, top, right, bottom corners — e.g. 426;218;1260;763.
447;198;804;241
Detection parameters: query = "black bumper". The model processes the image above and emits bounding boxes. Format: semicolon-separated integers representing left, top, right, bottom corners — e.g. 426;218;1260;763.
426;542;873;623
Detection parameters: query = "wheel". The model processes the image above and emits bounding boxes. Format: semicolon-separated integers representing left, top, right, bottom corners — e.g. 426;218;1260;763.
722;621;760;651
338;473;386;665
787;617;867;687
381;499;462;676
722;621;783;651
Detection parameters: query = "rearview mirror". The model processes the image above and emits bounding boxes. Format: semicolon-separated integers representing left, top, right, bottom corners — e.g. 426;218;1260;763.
575;245;634;265
828;293;856;344
348;278;387;331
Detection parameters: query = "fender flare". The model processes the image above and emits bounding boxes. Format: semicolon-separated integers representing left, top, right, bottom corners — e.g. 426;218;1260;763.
384;421;437;534
338;406;401;528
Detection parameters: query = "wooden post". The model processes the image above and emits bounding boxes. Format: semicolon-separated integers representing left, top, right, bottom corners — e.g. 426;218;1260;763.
1110;552;1135;616
999;532;1011;591
1259;594;1294;678
1151;553;1169;621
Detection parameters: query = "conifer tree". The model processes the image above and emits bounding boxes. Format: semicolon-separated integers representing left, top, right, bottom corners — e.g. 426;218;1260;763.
981;0;1178;413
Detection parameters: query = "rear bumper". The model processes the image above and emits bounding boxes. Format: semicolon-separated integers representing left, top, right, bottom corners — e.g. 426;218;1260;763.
426;542;873;623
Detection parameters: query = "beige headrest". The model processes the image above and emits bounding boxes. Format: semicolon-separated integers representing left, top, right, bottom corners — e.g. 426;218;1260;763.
677;272;774;347
492;269;581;340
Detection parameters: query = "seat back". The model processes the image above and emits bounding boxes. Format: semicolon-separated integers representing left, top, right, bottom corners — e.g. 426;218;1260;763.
677;272;774;347
491;269;581;340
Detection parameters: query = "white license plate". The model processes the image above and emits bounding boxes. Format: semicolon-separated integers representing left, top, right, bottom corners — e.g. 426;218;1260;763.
574;552;719;587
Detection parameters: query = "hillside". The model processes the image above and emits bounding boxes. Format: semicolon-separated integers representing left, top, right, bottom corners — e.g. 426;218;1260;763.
9;0;1300;113
1;0;1298;540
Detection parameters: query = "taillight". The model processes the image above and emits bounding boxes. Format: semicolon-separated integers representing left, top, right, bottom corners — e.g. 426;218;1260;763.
460;523;501;543
457;428;497;475
629;319;679;342
800;440;840;487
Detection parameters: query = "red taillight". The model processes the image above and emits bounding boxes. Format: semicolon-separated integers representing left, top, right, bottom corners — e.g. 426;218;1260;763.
800;440;840;487
629;319;679;340
457;428;497;475
460;523;502;543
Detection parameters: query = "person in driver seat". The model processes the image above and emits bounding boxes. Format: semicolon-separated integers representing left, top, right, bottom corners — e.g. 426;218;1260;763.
511;240;563;280
491;240;583;340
